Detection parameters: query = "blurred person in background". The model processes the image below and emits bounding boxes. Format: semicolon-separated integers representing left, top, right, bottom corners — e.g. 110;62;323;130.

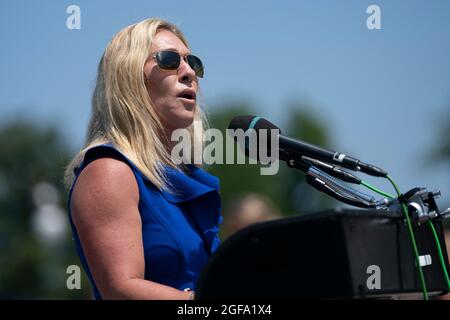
221;193;282;240
64;18;222;300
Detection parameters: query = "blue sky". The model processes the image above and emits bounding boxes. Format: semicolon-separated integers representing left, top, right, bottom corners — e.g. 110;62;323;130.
1;0;449;203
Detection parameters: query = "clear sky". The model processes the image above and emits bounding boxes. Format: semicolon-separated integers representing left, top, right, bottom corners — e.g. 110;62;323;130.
1;0;449;203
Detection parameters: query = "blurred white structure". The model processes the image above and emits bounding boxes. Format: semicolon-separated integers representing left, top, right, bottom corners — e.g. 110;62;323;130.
31;181;68;245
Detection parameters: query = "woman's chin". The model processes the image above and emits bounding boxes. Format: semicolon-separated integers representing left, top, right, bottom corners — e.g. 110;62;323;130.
172;112;195;129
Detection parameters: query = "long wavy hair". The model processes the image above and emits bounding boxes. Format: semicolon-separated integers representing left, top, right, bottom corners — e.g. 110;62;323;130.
64;18;208;191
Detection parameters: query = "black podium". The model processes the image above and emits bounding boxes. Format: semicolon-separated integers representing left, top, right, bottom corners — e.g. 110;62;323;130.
196;208;449;299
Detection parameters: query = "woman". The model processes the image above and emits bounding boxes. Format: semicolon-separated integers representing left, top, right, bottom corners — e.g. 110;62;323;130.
64;18;222;300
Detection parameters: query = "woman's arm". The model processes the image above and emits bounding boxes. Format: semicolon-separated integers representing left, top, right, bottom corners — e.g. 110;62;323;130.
71;157;192;300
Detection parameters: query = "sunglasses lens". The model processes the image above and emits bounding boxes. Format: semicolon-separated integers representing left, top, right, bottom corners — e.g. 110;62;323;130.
187;55;204;78
156;51;180;70
155;51;204;78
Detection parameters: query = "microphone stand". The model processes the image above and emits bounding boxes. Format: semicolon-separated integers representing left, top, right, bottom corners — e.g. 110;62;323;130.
280;149;381;209
280;149;450;223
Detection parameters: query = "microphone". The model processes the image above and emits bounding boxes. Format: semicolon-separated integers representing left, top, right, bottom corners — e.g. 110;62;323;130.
228;115;388;177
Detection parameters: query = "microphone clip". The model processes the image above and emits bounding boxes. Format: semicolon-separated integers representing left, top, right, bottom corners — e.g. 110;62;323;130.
386;187;446;224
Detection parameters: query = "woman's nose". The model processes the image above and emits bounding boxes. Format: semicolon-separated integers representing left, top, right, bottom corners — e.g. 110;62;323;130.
178;59;196;83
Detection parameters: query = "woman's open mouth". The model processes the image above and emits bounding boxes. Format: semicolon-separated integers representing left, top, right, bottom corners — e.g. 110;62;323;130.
177;90;197;104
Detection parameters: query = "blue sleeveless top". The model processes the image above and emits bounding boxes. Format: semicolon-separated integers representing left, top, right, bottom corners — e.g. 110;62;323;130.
67;143;223;299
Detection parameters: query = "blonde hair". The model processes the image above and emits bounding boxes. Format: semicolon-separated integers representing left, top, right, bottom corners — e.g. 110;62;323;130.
64;18;208;191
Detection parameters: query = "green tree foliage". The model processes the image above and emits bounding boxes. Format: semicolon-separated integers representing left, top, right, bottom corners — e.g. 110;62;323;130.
0;120;91;299
428;109;450;165
280;104;336;214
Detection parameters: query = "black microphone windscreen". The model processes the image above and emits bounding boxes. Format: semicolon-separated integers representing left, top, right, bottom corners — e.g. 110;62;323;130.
228;115;280;132
227;115;280;161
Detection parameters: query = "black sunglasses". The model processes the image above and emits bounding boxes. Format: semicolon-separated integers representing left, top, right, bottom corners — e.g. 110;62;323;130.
151;50;204;78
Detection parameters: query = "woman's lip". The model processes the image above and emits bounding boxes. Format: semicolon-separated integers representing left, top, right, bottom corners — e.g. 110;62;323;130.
178;89;197;100
177;97;196;104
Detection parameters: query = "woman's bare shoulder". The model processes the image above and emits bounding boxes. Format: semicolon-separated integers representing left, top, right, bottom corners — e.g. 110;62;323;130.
71;157;140;223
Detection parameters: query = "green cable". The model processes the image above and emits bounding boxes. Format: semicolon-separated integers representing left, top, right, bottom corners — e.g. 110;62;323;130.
307;163;447;297
361;179;450;295
360;181;395;199
427;221;450;291
386;175;428;300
